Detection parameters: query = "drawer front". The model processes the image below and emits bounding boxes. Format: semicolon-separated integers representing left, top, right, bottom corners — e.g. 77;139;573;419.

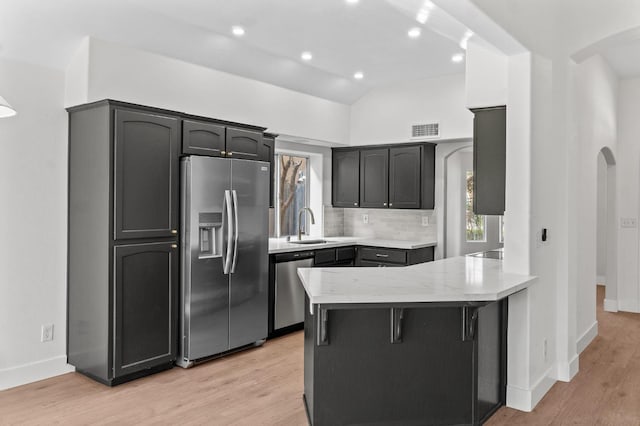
314;249;337;266
358;259;403;267
336;246;356;261
358;247;407;264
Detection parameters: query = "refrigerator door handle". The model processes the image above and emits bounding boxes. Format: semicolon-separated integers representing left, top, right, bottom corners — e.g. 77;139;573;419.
231;189;240;273
222;190;233;274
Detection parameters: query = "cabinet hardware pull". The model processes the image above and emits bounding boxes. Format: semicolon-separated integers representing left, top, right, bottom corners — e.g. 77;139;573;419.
389;203;393;206
383;202;387;206
171;229;177;234
221;151;226;155
354;202;358;206
228;152;233;156
376;254;389;258
171;244;177;249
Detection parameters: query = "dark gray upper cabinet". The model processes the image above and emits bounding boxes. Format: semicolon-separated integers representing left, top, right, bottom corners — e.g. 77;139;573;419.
113;242;178;378
114;109;179;240
360;148;389;208
182;119;225;157
472;106;506;215
389;145;421;209
332;149;360;207
332;142;435;209
226;127;263;160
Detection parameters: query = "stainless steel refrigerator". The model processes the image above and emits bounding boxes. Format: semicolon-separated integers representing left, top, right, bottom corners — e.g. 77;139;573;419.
178;156;269;367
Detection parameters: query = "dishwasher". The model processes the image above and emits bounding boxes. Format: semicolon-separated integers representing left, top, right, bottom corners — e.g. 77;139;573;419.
272;250;315;334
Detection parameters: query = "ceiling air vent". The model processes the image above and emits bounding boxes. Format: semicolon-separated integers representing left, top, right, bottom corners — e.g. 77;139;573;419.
411;123;440;140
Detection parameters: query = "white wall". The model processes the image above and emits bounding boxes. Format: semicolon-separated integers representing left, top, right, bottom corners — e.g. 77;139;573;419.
78;38;351;145
573;55;618;350
349;73;473;145
0;59;73;390
617;77;640;312
465;40;508;108
596;153;607;282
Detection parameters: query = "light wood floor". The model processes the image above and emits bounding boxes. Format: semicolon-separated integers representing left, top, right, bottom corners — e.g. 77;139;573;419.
1;286;639;425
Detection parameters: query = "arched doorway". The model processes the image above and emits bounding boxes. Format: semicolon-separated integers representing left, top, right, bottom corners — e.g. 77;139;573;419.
596;147;617;311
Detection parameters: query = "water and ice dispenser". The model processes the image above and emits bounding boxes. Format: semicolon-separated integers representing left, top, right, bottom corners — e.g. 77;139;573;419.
198;212;222;258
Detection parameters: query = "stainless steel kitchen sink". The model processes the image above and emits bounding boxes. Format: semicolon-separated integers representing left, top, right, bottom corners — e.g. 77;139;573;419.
289;239;327;245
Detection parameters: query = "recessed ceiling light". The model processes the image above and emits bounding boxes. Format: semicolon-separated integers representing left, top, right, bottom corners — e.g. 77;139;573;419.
301;51;313;61
408;27;422;39
353;71;364;80
451;53;465;63
231;26;245;36
346;0;359;4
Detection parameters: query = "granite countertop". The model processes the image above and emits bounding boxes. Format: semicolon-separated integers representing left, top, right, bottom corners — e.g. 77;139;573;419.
268;237;437;254
297;255;536;305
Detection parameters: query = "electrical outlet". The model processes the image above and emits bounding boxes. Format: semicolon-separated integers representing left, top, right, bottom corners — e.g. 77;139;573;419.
362;214;369;224
421;216;429;227
543;338;548;362
621;218;637;228
41;324;54;342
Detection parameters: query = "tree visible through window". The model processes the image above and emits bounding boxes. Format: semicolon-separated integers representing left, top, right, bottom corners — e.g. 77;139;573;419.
466;170;486;241
276;154;308;237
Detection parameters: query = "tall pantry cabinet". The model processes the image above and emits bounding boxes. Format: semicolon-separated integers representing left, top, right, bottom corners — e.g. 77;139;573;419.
68;101;179;385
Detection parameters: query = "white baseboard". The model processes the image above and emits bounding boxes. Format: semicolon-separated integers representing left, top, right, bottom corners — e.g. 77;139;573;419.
618;299;640;313
0;356;74;391
604;299;618;312
577;321;598;354
554;353;579;382
506;366;556;412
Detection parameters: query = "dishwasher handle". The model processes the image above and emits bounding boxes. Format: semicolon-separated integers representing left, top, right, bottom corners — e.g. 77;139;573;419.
274;251;315;263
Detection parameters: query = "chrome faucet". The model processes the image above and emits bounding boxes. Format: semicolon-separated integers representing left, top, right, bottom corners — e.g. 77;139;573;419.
298;207;315;241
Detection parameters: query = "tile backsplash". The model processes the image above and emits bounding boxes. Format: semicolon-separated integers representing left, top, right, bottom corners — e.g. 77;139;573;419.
323;205;436;241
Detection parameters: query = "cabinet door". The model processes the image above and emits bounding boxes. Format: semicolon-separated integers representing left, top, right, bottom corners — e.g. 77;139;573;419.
114;109;179;240
389;145;421;209
113;242;178;378
332;149;360;207
360;148;389;208
182;119;225;156
473;107;506;215
226;127;263;160
261;135;275;207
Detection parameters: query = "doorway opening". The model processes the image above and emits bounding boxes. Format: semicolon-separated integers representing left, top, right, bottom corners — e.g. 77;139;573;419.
596;147;617;312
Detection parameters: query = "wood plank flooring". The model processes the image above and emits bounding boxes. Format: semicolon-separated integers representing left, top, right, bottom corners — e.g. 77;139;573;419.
1;285;639;425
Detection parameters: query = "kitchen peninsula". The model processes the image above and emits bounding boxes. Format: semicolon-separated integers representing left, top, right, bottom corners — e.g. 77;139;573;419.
298;256;535;426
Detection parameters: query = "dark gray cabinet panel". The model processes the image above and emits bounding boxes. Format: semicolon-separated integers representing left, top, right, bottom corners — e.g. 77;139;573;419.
359;148;389;208
421;143;436;209
332;149;360;207
472;106;506;215
226;127;263;160
114;110;179;240
389;145;421;209
182;119;225;157
261;133;276;207
114;242;178;378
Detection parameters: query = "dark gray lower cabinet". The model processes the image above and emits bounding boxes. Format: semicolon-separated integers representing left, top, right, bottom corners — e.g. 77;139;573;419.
304;298;507;426
113;242;178;378
355;246;434;267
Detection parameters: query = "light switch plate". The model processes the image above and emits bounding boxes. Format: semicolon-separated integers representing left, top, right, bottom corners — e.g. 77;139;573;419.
362;214;369;224
422;216;429;226
621;218;637;228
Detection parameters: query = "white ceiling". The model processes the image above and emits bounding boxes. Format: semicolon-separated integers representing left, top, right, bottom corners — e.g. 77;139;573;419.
0;0;479;104
601;39;640;78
